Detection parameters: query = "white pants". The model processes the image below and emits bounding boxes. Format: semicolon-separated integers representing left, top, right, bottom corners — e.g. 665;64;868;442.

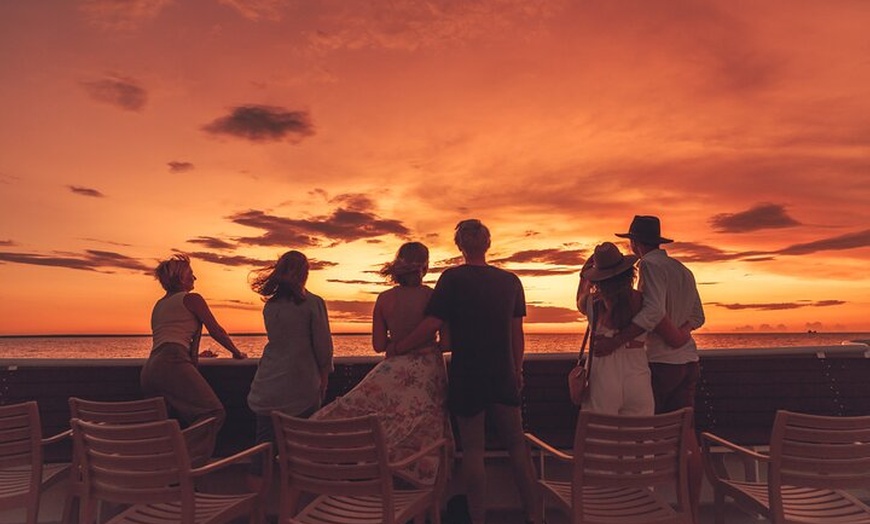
582;346;654;416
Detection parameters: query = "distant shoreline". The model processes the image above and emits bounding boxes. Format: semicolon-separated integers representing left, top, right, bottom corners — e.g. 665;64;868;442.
0;331;866;339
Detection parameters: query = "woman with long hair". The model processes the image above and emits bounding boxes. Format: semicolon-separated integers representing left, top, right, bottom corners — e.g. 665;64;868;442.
246;251;334;459
576;242;689;415
141;254;246;436
313;241;451;485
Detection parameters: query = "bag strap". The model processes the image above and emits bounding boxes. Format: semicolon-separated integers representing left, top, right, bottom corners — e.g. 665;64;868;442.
576;323;590;365
586;298;599;377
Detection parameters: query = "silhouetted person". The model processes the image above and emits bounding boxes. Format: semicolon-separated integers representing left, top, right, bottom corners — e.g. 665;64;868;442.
141;254;247;437
393;219;543;524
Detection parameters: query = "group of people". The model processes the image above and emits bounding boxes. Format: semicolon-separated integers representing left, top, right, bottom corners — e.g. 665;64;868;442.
141;214;705;524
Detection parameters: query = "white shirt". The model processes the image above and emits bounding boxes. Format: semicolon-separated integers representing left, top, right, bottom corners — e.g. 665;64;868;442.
632;249;705;364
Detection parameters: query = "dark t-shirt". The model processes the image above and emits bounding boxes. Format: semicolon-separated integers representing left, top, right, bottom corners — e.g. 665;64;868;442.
425;264;526;416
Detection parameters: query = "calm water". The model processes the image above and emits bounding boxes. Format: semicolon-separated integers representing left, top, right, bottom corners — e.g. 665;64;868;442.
1;332;867;359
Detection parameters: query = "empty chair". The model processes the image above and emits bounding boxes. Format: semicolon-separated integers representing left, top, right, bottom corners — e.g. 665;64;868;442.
525;407;694;524
0;401;70;524
701;410;870;524
272;412;449;524
71;417;271;524
68;396;218;466
64;397;220;524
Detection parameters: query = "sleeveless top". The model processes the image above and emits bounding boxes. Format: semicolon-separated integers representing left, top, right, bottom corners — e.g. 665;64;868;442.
151;292;201;355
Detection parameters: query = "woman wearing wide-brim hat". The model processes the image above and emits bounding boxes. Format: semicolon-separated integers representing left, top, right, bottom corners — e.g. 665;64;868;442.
575;242;688;415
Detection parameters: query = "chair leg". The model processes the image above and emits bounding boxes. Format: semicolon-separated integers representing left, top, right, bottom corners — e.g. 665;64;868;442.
713;490;725;524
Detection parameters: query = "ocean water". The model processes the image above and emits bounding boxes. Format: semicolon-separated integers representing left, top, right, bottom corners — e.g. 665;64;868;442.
0;332;867;360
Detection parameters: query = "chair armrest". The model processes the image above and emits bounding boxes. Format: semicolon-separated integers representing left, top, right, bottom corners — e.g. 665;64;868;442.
42;429;72;447
182;416;219;467
191;442;273;478
524;432;573;462
700;432;769;462
389;438;448;470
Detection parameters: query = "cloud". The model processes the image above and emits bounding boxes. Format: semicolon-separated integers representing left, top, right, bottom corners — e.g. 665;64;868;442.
210;299;260;311
0;240;15;247
0;250;149;273
306;0;567;53
710;203;801;233
217;0;285;21
80;75;147;111
775;229;870;256
669;242;741;263
80;238;133;247
187;236;237;250
202;105;314;143
510;268;581;277
68;186;106;198
168;161;195;173
186;251;272;268
230;208;410;247
708;300;846;311
490;248;586;266
79;0;171;30
525;305;582;324
325;299;375;323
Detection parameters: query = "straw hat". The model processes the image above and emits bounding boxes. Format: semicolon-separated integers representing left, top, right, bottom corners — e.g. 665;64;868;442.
615;215;673;244
583;242;638;282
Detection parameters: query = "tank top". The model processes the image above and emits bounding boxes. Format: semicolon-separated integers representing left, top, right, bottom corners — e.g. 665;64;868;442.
151;292;201;355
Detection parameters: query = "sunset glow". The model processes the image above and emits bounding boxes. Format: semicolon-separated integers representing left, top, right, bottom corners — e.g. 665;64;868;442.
1;1;868;335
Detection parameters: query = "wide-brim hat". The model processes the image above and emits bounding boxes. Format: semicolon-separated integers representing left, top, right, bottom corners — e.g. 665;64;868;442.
583;242;638;282
615;215;673;244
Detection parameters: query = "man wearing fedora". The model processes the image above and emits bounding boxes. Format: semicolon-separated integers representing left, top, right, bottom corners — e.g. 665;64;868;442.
594;214;705;520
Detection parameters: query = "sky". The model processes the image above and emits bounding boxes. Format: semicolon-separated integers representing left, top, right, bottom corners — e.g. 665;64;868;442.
0;0;868;336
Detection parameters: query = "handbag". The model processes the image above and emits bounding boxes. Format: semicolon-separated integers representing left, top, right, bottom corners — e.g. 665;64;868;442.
568;299;597;406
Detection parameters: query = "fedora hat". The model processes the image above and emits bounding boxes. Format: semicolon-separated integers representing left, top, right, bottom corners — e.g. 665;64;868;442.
615;215;673;244
583;242;638;282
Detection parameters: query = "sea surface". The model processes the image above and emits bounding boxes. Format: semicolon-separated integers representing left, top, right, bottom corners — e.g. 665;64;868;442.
1;332;868;359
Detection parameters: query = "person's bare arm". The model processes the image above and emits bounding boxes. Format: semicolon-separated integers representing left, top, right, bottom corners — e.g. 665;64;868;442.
371;295;389;354
183;293;246;359
512;317;525;390
391;316;443;356
654;316;691;348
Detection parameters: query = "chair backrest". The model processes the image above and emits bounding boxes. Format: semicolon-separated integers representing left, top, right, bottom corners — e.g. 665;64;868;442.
572;407;692;505
69;397;168;424
71;418;195;520
769;410;870;492
272;412;393;501
0;401;43;492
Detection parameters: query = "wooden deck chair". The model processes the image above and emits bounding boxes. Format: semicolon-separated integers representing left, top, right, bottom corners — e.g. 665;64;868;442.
0;401;70;524
272;412;449;524
63;397;219;524
71;417;271;524
68;396;218;467
525;407;694;524
701;410;870;524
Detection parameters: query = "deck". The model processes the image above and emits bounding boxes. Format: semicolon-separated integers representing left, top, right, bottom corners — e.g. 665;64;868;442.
2;345;869;523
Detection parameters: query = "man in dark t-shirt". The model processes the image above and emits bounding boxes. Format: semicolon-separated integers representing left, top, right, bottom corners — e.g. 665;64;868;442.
392;219;542;524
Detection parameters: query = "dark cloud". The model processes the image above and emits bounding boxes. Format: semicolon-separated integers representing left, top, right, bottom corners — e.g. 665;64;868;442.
775;229;870;256
81;238;132;247
210;299;260;311
202;105;314;143
325;300;375;323
0;250;149;272
187;251;272;268
68;185;105;198
327;278;386;286
708;300;846;311
168;161;195;173
329;193;377;211
0;240;15;246
230;208;410;247
669;242;740;263
80;75;147;111
491;248;586;266
511;268;582;277
710;203;801;233
187;236;237;250
525;305;582;324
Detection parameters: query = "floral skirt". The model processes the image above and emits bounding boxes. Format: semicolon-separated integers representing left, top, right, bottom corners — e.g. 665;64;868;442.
313;347;453;485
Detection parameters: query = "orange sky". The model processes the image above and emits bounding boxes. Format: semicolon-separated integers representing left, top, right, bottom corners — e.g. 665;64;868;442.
0;0;868;335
